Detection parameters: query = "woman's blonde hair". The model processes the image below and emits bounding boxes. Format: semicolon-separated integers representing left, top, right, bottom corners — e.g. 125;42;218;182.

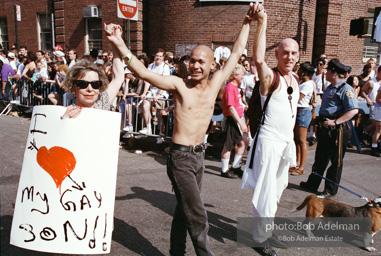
63;59;109;93
228;64;246;82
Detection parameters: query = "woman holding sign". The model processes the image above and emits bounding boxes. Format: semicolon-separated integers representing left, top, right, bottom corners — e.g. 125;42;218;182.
10;24;125;255
61;25;124;118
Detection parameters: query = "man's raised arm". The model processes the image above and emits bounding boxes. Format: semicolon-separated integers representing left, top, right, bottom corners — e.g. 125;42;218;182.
252;4;273;94
104;23;180;93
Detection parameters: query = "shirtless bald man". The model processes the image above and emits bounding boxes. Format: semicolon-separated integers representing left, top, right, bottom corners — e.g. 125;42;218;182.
106;3;262;255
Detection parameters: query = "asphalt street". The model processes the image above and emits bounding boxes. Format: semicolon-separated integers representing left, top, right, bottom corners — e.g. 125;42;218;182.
1;115;380;256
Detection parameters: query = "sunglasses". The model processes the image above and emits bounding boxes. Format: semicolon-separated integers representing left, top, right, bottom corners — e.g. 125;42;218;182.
317;63;324;66
74;80;102;89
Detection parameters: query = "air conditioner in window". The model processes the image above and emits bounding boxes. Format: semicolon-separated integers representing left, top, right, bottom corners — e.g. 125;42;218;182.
83;6;101;18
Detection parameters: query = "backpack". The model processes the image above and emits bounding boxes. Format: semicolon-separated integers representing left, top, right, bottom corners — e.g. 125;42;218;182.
246;68;299;168
246;68;280;136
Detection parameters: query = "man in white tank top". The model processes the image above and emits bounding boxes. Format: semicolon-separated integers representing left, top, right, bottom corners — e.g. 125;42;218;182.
362;65;381;156
240;4;299;255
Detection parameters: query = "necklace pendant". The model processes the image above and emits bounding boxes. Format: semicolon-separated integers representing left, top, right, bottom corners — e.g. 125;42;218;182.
287;86;293;95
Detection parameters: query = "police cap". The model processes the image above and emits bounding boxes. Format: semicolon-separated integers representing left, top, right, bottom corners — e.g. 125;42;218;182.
327;59;347;75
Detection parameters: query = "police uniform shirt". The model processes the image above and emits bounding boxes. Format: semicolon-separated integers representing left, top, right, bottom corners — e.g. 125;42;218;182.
319;80;358;118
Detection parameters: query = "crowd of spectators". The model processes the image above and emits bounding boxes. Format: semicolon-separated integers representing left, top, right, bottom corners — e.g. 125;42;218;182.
0;41;380;157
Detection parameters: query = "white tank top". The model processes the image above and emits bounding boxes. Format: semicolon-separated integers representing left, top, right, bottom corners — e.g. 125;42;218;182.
260;75;299;141
369;77;380;103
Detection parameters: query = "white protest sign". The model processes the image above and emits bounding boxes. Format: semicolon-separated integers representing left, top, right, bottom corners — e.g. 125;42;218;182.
11;105;121;254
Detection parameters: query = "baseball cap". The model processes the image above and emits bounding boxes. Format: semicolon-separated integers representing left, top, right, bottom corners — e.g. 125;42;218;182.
53;51;65;58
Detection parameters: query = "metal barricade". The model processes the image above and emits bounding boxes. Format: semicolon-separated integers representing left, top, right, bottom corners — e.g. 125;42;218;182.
120;96;174;139
0;79;68;117
0;80;20;116
17;80;63;106
1;80;24;116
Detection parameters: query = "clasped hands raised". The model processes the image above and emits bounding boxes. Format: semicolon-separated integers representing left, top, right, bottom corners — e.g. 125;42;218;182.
245;2;266;21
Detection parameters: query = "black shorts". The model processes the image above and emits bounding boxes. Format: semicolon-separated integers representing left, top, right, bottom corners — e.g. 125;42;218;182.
224;116;243;151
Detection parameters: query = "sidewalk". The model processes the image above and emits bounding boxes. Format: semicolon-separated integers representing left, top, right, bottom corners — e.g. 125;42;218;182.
1;115;380;256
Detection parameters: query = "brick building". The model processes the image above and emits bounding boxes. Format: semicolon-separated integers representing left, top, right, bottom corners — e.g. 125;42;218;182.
0;0;379;73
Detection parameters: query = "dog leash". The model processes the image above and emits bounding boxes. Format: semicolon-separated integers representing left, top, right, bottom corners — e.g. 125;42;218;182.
307;169;369;202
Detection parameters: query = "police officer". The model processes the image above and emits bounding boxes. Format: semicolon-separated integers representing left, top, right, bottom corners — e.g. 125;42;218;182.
300;59;359;197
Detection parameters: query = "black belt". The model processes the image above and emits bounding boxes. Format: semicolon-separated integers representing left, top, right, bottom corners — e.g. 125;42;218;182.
315;116;346;131
171;143;205;154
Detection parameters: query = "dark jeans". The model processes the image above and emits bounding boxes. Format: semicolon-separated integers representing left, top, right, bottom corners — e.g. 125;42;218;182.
167;146;214;256
305;123;350;195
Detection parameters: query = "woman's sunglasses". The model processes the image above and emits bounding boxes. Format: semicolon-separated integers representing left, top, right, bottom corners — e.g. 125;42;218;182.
74;80;102;89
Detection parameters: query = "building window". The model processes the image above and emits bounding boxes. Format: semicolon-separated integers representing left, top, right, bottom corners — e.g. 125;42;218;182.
363;9;378;62
37;14;52;51
0;18;9;50
86;18;102;53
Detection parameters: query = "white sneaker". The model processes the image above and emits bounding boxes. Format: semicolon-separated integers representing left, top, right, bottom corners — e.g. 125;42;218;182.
123;133;134;139
139;127;152;135
156;137;164;144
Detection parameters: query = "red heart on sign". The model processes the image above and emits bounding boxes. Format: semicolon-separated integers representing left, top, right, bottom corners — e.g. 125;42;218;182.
36;146;77;194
